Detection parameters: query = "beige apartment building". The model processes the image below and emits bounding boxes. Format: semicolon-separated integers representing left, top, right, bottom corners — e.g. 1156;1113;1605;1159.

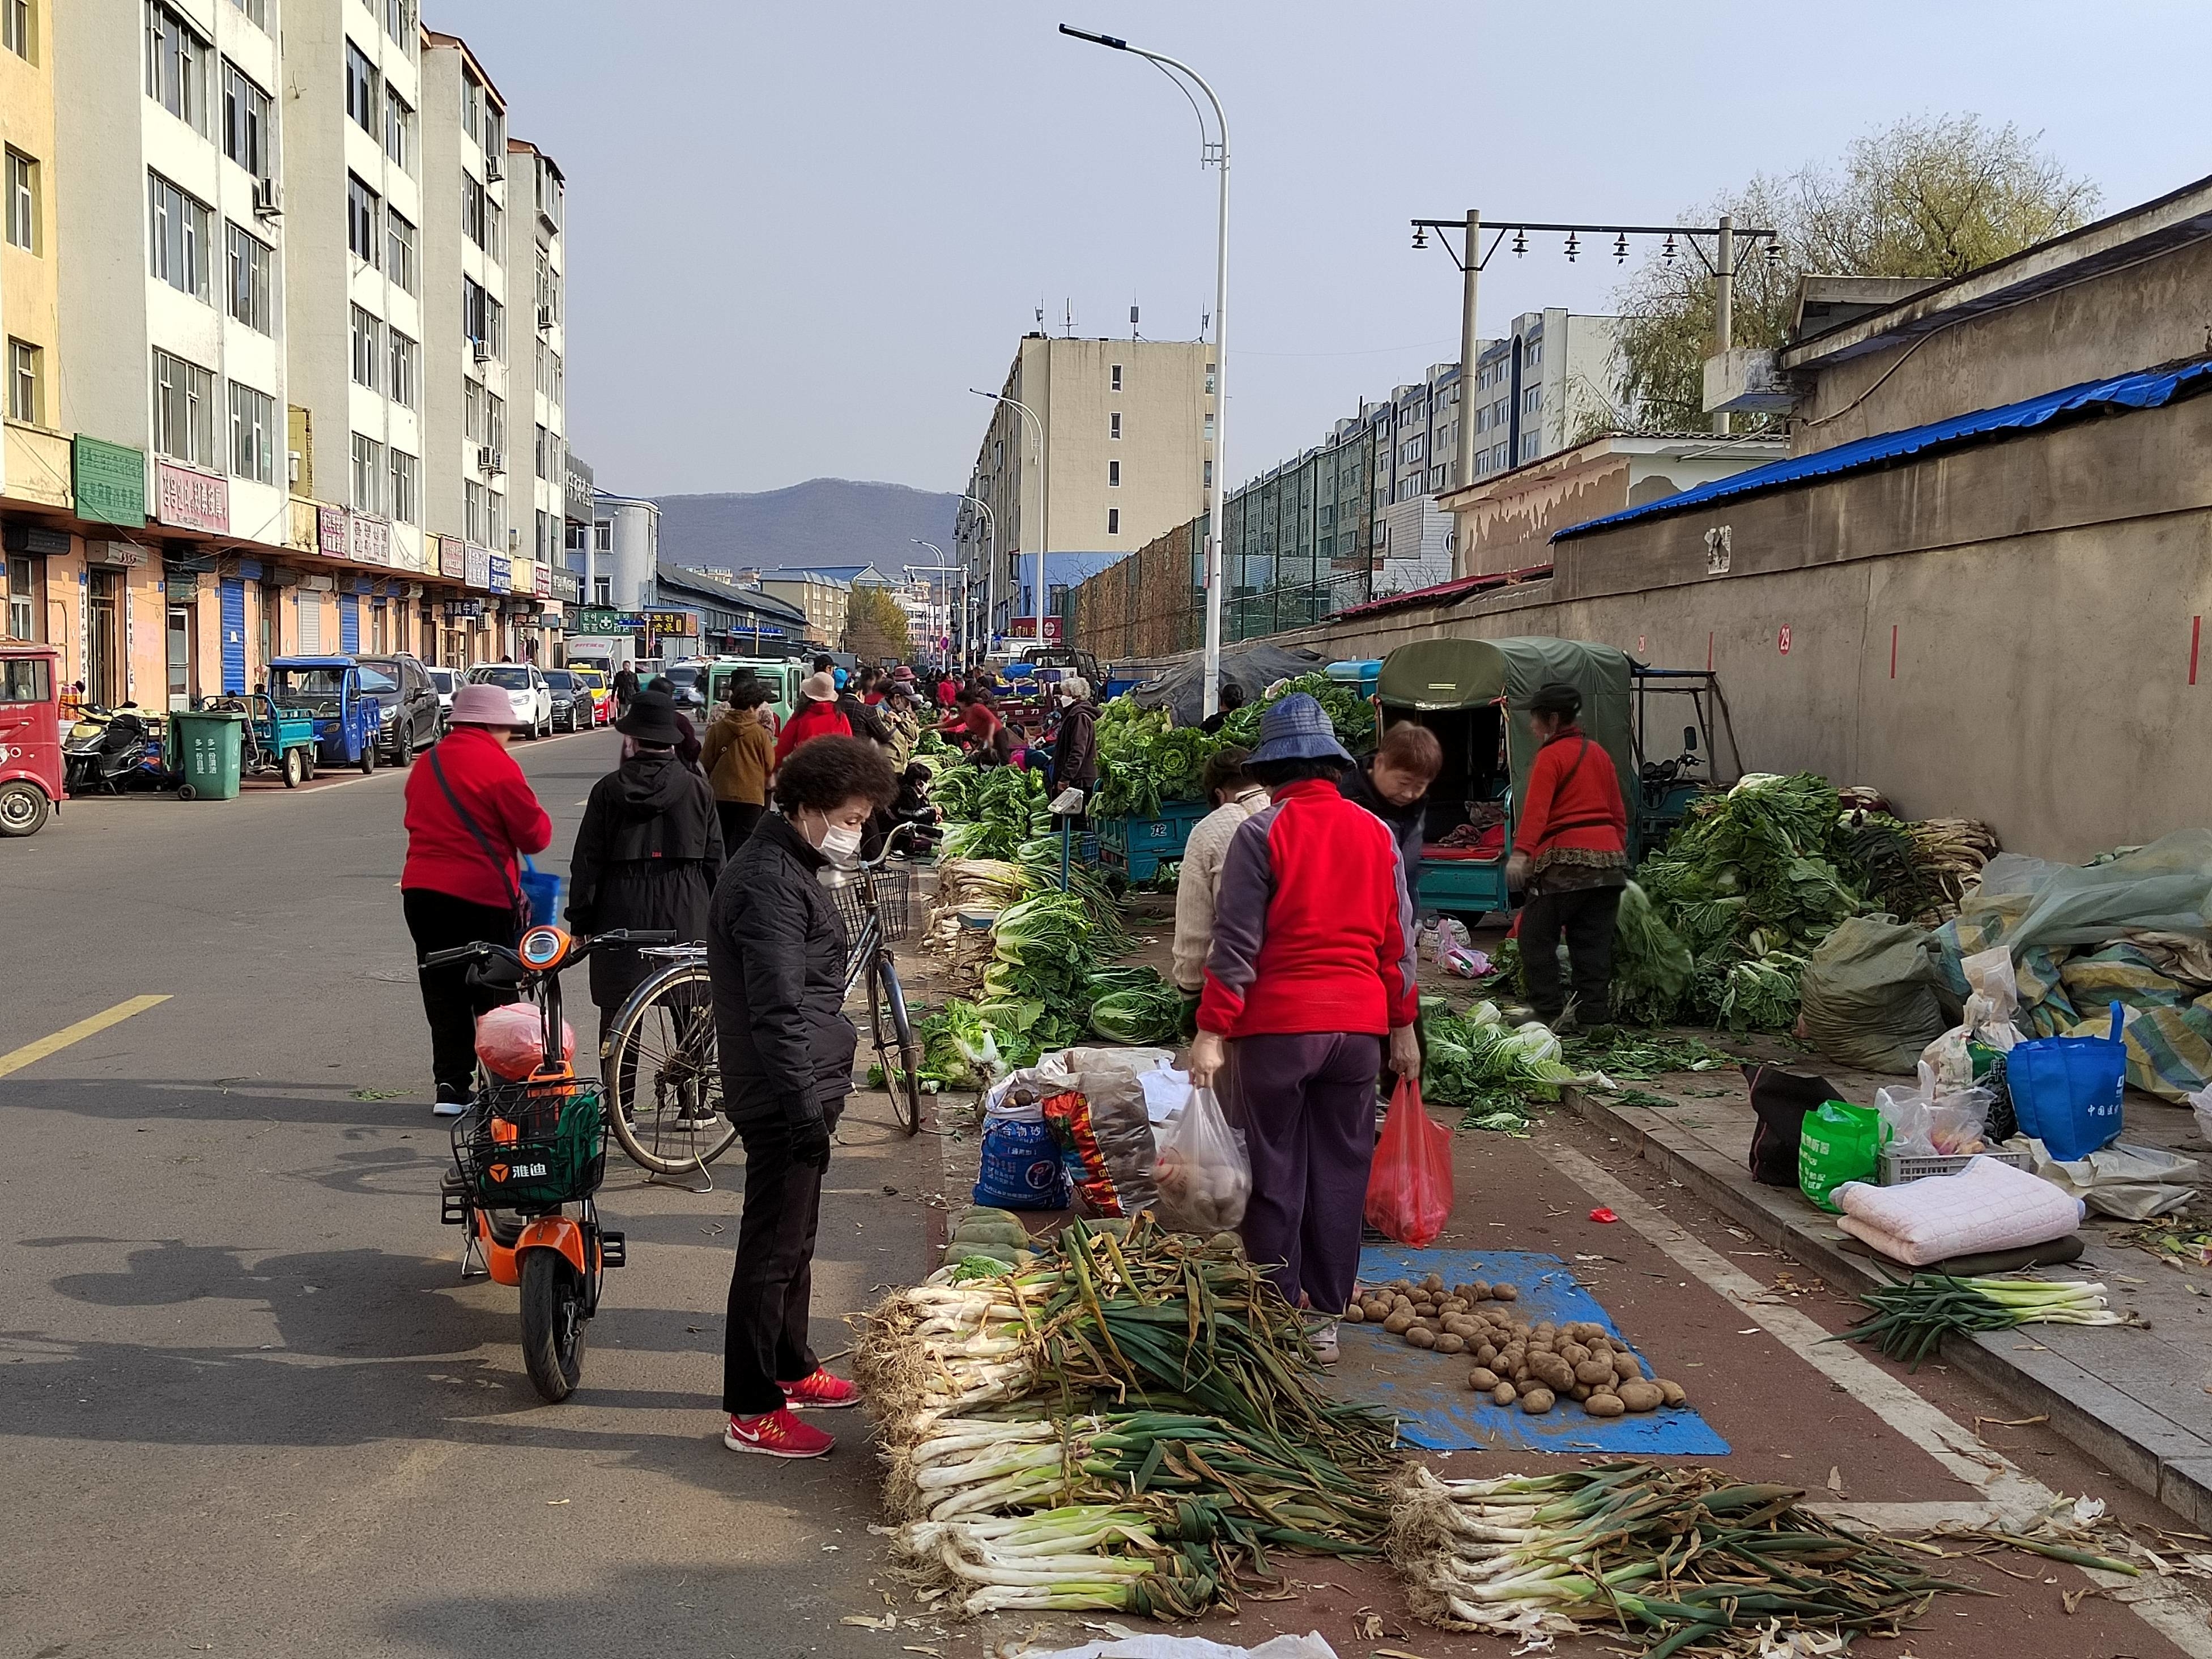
3;0;68;554
960;335;1213;641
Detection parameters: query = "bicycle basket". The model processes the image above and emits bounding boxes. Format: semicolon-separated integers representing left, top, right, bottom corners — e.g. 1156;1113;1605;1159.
456;1079;606;1209
829;860;917;946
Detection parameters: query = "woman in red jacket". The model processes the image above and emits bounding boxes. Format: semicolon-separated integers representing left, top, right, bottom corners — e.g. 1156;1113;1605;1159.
401;682;554;1115
775;673;852;766
1507;680;1628;1029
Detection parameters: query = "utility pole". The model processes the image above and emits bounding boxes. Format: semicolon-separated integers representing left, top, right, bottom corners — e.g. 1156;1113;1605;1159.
1713;215;1734;437
1456;207;1480;492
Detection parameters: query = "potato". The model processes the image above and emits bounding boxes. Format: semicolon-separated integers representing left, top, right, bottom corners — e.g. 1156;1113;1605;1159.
1407;1326;1438;1350
1569;1382;1591;1402
1474;1342;1498;1366
1492;1283;1519;1302
1420;1273;1444;1292
1342;1303;1364;1324
1382;1311;1415;1334
1436;1333;1466;1355
1537;1356;1576;1392
1559;1341;1589;1367
1491;1381;1517;1406
1362;1300;1392;1322
1613;1351;1644;1382
1470;1280;1492;1300
1388;1278;1413;1292
1585;1392;1626;1418
1467;1366;1500;1391
1440;1297;1468;1315
1575;1358;1618;1387
1520;1386;1556;1414
1618;1381;1664;1413
1656;1379;1687;1408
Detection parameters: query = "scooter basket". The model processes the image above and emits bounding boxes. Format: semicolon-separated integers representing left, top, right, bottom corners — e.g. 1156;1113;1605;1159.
456;1079;606;1209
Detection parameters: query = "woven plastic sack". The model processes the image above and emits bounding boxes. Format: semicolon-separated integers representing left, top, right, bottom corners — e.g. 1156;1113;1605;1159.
1151;1086;1250;1235
1797;915;1947;1074
1364;1077;1453;1246
975;1095;1070;1211
473;1002;575;1082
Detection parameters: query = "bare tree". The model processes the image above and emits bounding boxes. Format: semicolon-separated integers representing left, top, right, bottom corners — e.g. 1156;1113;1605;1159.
1611;116;2101;433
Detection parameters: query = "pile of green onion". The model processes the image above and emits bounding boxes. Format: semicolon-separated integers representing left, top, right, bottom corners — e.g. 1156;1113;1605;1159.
1837;1274;2126;1369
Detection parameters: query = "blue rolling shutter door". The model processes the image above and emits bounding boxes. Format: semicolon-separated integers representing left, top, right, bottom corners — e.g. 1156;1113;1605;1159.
339;594;360;654
219;578;247;693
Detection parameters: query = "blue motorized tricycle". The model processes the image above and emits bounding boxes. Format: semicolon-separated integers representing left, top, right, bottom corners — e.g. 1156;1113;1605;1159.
266;656;384;775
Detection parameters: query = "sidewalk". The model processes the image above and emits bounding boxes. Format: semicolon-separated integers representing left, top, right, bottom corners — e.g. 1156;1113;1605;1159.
1563;1043;2212;1528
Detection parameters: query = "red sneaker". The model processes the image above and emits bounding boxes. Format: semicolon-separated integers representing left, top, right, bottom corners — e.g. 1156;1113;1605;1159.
723;1407;834;1458
782;1367;860;1410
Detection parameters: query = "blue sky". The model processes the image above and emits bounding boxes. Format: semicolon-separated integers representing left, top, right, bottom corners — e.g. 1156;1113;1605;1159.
436;1;2212;499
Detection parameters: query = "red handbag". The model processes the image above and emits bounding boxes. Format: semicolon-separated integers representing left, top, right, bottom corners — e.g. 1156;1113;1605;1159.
1364;1077;1454;1246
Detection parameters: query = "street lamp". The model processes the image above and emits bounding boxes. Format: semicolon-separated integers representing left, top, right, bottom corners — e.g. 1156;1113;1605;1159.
969;388;1046;657
958;491;994;665
1061;23;1230;716
910;540;955;662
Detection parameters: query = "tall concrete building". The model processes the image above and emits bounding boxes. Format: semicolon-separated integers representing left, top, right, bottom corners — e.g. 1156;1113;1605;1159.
959;334;1214;644
1470;309;1623;480
509;137;565;576
2;0;70;627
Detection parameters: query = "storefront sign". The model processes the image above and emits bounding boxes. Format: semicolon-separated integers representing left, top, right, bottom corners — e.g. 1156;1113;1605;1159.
3;524;70;557
464;545;491;589
318;505;348;560
533;561;551;598
644;609;698;641
487;555;512;594
564;453;594;524
444;599;485;620
549;568;582;603
566;608;646;636
87;540;149;569
163;567;205;600
438;535;466;579
74;436;147;527
1007;615;1064;643
347;513;391;565
153;462;229;535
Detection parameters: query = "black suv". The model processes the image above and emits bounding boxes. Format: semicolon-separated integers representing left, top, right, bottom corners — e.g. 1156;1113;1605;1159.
357;654;444;765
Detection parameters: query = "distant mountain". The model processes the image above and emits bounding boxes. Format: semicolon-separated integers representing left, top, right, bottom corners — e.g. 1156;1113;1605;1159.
654;478;961;576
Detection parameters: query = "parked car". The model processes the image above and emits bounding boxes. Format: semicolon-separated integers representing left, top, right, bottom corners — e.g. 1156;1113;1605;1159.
465;663;553;738
357;653;443;764
543;669;593;732
568;666;614;725
658;661;708;711
426;666;458;733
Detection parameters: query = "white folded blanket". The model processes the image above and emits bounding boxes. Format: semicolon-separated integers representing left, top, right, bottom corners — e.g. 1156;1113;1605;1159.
1831;1155;2083;1266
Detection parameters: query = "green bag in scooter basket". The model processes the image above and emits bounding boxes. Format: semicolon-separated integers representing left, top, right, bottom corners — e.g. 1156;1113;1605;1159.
1797;1099;1888;1214
469;1083;606;1209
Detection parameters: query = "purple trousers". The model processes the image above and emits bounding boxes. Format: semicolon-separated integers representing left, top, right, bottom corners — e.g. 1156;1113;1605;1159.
1225;1031;1382;1317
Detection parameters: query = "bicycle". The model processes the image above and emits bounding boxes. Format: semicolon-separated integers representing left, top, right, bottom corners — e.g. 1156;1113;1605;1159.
598;822;928;1179
426;922;675;1402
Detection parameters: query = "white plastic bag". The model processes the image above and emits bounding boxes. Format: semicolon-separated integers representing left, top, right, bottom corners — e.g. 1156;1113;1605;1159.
1875;1062;1993;1158
1921;946;2022;1089
1150;1085;1251;1235
2188;1083;2212;1150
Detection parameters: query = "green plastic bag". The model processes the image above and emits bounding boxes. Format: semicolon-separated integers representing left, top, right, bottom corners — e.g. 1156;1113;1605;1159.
1797;1100;1887;1213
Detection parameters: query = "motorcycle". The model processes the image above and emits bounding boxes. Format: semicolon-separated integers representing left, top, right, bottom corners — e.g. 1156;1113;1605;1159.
63;706;175;796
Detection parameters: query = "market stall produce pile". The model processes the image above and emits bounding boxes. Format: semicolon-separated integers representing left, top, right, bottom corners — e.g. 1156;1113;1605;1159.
855;1215;1398;1618
1093;674;1377;819
1416;997;1587;1130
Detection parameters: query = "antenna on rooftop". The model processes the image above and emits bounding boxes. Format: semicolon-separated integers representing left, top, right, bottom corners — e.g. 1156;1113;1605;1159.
1064;299;1075;338
1130;300;1141;341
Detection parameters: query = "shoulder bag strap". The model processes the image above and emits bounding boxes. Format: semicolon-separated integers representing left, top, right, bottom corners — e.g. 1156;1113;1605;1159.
428;745;525;914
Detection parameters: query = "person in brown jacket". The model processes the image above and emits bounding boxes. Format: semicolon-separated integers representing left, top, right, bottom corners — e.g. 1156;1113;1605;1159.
700;679;777;848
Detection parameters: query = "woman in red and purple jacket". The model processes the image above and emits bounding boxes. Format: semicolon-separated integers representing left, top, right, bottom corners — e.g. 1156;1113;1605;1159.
1507;680;1629;1028
1188;694;1421;1361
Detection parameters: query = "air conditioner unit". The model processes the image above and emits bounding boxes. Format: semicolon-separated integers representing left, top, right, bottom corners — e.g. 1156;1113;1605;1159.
252;178;283;218
475;444;495;473
287;450;301;484
472;340;492;364
489;449;507;476
486;158;503;183
536;305;554;333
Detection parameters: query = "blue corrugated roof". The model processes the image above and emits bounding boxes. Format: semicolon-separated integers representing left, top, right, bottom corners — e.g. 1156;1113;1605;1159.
1552;356;2212;542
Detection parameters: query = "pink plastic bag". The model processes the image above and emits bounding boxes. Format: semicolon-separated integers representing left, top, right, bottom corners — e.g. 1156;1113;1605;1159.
474;1003;573;1081
1364;1077;1454;1246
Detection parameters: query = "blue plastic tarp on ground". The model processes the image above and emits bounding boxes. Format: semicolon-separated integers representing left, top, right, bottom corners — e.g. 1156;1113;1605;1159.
1554;357;2212;543
1338;1247;1730;1456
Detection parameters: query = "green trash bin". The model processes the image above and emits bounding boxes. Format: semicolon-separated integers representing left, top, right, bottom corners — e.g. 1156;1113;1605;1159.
172;709;245;802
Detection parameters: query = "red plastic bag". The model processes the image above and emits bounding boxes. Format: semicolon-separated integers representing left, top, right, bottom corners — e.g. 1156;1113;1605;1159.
1364;1077;1454;1246
474;1003;573;1082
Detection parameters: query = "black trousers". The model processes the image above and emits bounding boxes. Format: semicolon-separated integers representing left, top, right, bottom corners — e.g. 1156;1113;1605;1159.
1519;883;1623;1025
716;799;764;850
722;1098;844;1416
402;888;519;1099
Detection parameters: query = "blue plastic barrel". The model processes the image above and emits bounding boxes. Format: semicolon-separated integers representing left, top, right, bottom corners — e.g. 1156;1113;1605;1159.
2007;1002;2127;1160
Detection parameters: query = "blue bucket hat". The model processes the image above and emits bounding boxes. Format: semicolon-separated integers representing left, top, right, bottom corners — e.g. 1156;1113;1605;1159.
1245;692;1351;765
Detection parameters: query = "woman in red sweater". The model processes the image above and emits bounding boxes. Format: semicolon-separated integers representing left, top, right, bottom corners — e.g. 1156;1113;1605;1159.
1507;680;1628;1028
775;673;852;766
401;683;554;1114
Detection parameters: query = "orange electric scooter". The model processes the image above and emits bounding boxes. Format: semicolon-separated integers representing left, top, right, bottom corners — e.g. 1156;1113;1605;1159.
427;924;677;1402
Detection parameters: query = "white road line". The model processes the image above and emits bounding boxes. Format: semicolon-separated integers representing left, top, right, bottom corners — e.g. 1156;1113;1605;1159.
1538;1141;2212;1659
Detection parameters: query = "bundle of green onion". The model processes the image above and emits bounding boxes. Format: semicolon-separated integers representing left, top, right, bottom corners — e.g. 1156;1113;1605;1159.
892;1505;1223;1617
1836;1274;2125;1369
1390;1462;1969;1654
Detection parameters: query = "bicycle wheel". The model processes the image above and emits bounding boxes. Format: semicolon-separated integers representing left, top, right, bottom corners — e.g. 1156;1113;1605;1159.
870;952;925;1137
601;963;740;1175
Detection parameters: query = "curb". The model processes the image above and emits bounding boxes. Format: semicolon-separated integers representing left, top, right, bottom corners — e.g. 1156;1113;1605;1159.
1561;1084;2212;1529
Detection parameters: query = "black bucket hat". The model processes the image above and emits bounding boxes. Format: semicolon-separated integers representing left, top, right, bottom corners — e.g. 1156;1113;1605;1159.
615;688;684;746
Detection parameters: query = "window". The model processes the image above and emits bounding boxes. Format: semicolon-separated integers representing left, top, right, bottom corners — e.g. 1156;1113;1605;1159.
227;380;274;483
548;350;562;407
489;490;506;550
536;508;554;560
148;173;212;301
344;41;378;133
486;391;504;452
388;327;418;409
463;376;483;443
350;304;380;390
465;479;486;542
385;208;416;293
484;105;503;162
347;173;379;265
7;337;40;424
1107;460;1120;487
388;448;418;524
382;0;410;45
463;280;503;359
534;423;549;479
1526;339;1543;368
4;0;32;61
1109;411;1120;440
1205;361;1216;395
351;433;383;514
152;348;216;468
5;148;34;252
484;195;502;265
146;3;209;133
223;62;271;179
231;0;266;30
461;69;481;141
226;223;271;331
384;87;414;171
1203;412;1215;441
1203;458;1213;488
593;576;610;606
593;522;611;553
1106;508;1120;536
462;171;486;249
1523;386;1541;415
6;553;33;640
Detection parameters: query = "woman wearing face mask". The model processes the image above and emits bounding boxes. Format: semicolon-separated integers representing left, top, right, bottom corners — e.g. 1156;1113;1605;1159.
707;735;899;1460
1049;676;1098;807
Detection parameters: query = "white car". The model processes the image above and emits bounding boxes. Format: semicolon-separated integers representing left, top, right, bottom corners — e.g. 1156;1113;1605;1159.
466;663;553;738
426;666;458;732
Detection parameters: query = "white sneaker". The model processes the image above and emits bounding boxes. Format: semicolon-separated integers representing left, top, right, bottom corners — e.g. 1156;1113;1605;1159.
431;1089;471;1118
1309;1320;1341;1364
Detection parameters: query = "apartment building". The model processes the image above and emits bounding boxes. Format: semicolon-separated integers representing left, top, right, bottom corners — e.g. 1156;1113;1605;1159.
1470;309;1623;479
960;335;1213;641
3;0;70;644
510;138;565;575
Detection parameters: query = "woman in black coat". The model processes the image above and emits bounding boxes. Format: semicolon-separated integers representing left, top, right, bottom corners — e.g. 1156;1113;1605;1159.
565;690;724;1017
707;735;897;1459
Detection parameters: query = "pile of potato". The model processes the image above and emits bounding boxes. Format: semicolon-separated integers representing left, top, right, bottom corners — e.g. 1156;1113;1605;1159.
1342;1273;1688;1420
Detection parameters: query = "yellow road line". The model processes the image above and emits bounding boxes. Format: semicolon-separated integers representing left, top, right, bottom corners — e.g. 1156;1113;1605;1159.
0;994;172;1079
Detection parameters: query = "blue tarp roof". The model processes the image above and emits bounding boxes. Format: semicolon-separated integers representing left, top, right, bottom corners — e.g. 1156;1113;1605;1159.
1552;356;2212;543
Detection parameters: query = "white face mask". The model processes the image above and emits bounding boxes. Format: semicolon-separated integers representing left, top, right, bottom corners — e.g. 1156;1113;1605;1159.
805;810;865;868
